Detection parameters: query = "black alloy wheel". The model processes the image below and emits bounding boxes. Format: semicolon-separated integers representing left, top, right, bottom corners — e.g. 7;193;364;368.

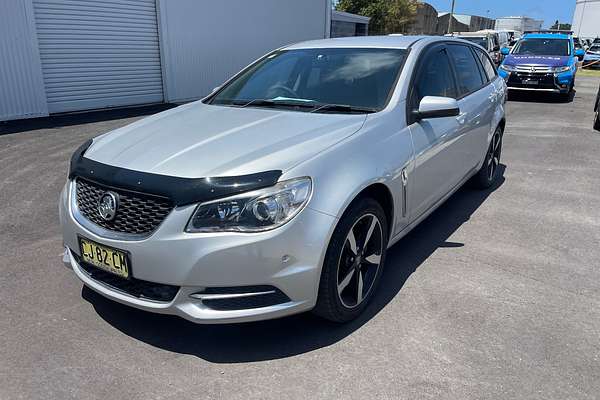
336;213;384;309
472;126;503;189
313;198;388;322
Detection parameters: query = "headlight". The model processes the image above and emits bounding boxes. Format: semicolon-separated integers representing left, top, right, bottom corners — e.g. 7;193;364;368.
553;66;571;73
185;177;312;233
499;64;516;72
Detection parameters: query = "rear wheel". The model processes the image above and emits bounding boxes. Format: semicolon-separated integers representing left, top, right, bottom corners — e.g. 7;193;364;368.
313;198;388;323
595;92;600;131
472;126;503;189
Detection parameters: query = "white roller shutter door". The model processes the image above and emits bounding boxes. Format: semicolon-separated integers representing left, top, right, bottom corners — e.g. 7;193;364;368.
33;0;163;114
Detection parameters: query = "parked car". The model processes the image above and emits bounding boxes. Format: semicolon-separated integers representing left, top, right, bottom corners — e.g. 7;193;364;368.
501;30;522;47
583;43;600;68
498;32;585;99
594;84;600;131
455;31;503;65
60;36;507;324
574;36;586;56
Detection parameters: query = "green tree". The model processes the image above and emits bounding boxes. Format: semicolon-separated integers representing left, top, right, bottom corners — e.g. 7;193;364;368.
336;0;417;35
550;20;572;30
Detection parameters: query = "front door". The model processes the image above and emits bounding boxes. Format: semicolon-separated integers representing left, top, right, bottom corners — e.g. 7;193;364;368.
407;45;463;220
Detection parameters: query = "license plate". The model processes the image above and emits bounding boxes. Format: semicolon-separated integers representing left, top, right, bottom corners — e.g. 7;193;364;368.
523;79;539;85
79;237;130;279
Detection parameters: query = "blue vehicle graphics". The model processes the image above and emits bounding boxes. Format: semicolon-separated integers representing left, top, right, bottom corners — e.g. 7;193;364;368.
497;33;583;95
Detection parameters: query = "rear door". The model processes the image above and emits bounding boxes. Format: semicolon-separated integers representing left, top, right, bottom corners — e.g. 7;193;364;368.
473;45;504;144
446;44;492;172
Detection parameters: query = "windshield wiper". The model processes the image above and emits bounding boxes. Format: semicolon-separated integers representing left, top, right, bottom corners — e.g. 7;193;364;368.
213;98;377;114
236;98;317;110
310;104;377;114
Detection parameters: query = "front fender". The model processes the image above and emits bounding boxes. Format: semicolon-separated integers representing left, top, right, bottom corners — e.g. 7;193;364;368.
282;108;414;236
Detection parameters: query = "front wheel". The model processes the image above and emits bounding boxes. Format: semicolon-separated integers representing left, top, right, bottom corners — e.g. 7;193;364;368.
313;198;388;323
472;126;503;189
562;80;575;101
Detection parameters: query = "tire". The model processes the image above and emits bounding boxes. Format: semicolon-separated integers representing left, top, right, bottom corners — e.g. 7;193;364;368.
472;126;503;189
563;80;575;102
313;198;389;323
595;92;600;131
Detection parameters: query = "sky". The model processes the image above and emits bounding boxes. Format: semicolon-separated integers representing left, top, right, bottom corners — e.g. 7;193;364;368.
426;0;576;28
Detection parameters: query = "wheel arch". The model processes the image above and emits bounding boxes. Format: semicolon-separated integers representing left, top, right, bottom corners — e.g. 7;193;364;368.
340;182;395;240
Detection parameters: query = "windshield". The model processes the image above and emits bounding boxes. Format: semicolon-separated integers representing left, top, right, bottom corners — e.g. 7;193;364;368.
512;39;571;56
460;37;488;49
208;48;407;112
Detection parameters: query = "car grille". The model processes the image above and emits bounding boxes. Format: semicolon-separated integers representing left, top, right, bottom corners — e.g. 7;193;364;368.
508;71;558;90
75;178;173;236
514;65;553;73
75;255;180;302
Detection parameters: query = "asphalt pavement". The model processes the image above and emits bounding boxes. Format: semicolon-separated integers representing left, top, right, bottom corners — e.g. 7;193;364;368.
1;77;600;400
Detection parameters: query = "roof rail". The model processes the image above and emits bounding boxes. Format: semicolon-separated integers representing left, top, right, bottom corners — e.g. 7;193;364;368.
524;29;573;35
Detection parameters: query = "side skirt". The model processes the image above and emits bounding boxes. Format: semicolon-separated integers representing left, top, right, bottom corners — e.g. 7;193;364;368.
387;166;478;248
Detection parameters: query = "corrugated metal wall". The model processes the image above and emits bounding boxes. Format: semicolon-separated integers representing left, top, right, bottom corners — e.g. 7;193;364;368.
158;0;331;103
32;0;164;114
573;0;600;38
0;0;48;121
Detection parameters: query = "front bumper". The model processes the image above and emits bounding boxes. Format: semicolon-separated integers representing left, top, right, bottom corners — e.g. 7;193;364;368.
59;181;337;323
499;69;574;93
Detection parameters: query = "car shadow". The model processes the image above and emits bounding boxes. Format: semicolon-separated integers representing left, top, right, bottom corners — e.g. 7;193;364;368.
508;90;575;103
82;167;506;363
0;104;176;136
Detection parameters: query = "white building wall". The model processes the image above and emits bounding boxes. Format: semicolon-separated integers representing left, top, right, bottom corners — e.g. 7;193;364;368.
0;0;48;121
158;0;331;103
495;17;542;33
573;0;600;38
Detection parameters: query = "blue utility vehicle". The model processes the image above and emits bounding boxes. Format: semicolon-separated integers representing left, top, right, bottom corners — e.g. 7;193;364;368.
498;31;585;99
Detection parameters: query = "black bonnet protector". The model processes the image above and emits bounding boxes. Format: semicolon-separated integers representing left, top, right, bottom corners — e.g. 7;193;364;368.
69;139;282;206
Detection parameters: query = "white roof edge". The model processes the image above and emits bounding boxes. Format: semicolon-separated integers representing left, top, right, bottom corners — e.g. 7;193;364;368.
284;35;429;50
332;10;371;23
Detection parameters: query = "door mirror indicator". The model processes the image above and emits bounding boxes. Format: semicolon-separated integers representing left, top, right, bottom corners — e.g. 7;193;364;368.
413;96;460;120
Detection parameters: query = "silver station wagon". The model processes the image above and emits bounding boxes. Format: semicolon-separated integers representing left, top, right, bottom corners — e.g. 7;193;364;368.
60;36;507;323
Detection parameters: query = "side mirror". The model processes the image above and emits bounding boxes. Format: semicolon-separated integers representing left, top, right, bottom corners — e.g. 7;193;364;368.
501;47;510;56
413;96;460;120
575;49;585;59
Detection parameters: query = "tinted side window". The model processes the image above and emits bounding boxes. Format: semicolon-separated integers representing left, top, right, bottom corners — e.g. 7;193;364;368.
413;49;457;104
447;45;485;96
474;47;497;81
